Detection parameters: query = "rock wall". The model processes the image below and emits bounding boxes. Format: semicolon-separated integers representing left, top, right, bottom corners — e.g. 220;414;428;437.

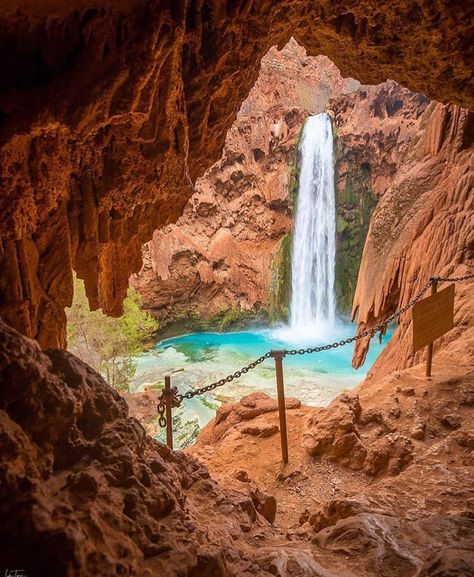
0;318;288;576
0;1;473;348
131;41;357;331
351;103;474;376
134;65;438;328
329;81;430;311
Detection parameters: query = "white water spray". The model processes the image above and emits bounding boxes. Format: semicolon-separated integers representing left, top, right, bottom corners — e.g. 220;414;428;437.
289;113;336;337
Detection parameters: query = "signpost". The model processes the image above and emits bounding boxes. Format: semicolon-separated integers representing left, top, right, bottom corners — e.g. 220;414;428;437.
412;281;455;376
164;375;174;449
271;350;289;464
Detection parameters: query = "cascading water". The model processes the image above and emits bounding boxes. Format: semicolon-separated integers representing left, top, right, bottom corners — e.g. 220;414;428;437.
289;113;336;338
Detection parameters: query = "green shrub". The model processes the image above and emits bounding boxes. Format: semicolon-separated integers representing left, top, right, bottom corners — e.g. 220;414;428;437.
67;278;159;392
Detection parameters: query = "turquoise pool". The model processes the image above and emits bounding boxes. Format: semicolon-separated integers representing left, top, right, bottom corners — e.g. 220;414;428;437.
132;321;392;445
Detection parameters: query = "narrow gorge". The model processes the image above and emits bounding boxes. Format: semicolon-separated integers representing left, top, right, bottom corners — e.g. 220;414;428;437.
0;3;473;577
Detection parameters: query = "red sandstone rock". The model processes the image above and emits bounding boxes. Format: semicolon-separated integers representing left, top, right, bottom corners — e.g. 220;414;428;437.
191;342;474;577
131;41;357;327
351;102;473;376
196;392;301;445
302;394;368;470
2;310;470;575
241;423;280;437
0;319;282;576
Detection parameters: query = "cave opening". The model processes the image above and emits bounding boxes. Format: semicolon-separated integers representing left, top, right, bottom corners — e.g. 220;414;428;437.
65;38;448;452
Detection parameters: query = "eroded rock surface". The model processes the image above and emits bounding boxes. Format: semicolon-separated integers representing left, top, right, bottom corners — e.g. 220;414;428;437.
131;41;357;330
351;103;474;375
0;319;285;576
7;312;472;577
191;334;474;577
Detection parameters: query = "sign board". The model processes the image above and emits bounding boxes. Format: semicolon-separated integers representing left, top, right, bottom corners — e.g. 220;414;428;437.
412;283;455;353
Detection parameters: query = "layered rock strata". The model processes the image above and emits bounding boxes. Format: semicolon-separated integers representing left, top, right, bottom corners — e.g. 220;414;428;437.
1;1;473;347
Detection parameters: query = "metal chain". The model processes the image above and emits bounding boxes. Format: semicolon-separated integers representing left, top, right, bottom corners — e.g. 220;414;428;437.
156;273;473;421
285;277;434;355
437;273;474;283
175;351;273;403
157;401;166;428
157;383;181;427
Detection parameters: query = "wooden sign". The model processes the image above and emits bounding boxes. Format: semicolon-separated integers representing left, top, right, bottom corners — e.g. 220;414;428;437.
412;283;455;353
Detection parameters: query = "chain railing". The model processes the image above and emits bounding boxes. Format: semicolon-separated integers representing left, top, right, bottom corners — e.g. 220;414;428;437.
157;273;474;458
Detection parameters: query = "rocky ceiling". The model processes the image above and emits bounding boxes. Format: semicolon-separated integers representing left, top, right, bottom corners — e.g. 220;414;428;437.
0;0;473;348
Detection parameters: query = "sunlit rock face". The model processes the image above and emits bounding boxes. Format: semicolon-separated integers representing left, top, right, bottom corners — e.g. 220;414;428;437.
329;82;430;309
0;0;473;348
351;104;474;377
131;41;358;331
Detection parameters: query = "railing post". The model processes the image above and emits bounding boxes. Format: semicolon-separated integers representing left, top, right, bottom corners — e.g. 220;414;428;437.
271;350;289;464
425;278;438;377
164;375;173;449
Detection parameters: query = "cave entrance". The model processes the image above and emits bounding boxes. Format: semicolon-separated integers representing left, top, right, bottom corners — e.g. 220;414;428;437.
67;39;429;449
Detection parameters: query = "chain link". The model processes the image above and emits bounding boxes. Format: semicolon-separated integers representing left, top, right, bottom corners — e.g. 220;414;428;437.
157;273;473;426
175;351;273;402
437;273;474;283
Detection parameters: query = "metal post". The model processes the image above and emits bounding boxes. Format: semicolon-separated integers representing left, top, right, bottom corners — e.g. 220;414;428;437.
425;278;438;377
164;375;173;449
272;350;289;464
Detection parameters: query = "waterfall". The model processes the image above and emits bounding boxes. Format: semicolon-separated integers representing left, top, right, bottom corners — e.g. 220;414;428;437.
289;113;336;336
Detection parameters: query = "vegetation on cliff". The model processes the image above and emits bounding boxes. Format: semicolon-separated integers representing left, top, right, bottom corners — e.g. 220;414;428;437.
67;278;159;392
269;233;293;322
333;138;377;312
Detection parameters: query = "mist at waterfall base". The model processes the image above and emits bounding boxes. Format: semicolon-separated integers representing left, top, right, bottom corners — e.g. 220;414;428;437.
132;113;392;445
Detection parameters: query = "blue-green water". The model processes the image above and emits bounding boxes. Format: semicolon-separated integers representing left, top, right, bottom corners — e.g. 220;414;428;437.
133;321;392;445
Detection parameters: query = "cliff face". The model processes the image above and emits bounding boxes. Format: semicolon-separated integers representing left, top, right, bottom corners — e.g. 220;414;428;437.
0;1;473;348
351;104;473;376
330;81;430;310
131;41;357;330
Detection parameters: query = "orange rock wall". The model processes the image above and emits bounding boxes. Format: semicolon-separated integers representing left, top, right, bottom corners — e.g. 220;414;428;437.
131;41;357;328
0;0;473;348
352;104;474;376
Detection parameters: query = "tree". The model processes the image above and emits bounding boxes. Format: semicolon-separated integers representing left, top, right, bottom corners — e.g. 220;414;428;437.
67;278;159;392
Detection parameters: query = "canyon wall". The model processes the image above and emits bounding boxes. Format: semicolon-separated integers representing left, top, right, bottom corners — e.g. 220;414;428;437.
330;81;430;310
0;1;473;348
352;102;474;376
131;41;358;332
132;54;436;333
